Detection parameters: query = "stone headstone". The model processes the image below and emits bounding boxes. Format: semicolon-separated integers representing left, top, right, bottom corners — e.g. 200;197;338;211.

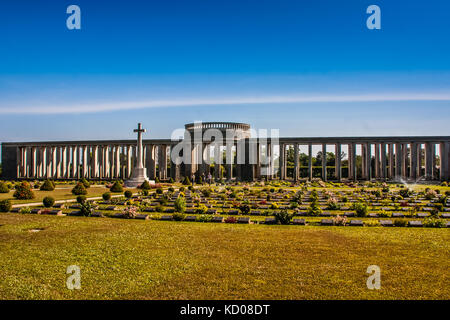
160;215;173;221
350;220;364;226
211;216;224;223
380;220;394;227
237;217;250;224
408;220;423;227
321;219;333;226
292;219;305;225
184;216;197;222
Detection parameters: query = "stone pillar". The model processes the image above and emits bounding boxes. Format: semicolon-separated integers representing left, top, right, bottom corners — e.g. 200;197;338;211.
81;146;87;178
374;144;380;179
381;143;387;180
440;142;449;181
31;147;37;178
351;143;357;180
388;144;395;179
46;147;52;179
395;143;402;179
335;143;341;181
226;144;233;181
401;144;408;179
147;145;157;180
366;143;372;180
410;142;418;180
308;144;313;181
158;145;167;180
293;144;299;182
279;143;285;180
126;145;132;178
91;146;99;179
321;143;327;181
348;144;353;180
214;143;222;180
425;142;433;179
115;146;121;178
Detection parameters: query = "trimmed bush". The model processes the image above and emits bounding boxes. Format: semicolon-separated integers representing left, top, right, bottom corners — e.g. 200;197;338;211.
182;176;191;185
0;182;10;193
173;212;185;221
40;179;55;191
43;196;55;208
102;192;112;201
124;190;133;199
13;182;35;200
0;199;12;212
156;188;163;194
110;181;123;193
274;210;293;225
80;178;90;188
77;195;87;203
174;197;186;213
140;180;151;190
72;182;87;195
352;202;369;217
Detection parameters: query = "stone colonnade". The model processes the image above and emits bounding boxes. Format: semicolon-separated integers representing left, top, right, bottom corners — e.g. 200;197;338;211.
3;136;450;182
277;139;450;182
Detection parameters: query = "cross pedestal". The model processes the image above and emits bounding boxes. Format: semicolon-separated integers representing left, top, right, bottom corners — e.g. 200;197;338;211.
124;123;154;188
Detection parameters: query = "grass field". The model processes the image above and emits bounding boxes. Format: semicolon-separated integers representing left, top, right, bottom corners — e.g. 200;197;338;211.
0;213;448;300
0;185;138;205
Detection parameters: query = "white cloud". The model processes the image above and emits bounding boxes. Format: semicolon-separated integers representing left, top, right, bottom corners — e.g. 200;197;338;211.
1;92;450;114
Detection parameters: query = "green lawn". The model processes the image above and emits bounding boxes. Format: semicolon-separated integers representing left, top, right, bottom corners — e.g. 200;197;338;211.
0;185;139;205
0;213;448;300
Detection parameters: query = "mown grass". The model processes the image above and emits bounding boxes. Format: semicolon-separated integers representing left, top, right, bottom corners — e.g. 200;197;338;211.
0;186;138;205
0;213;448;300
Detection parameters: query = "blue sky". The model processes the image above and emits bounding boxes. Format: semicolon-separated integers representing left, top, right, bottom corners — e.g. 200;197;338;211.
0;0;449;142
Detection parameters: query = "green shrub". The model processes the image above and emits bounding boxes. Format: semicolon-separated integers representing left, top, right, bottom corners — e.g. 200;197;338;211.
195;204;208;214
40;179;55;191
174;197;186;213
156;188;163;194
173;212;186;221
155;204;164;212
19;207;31;214
79;201;93;217
124;190;133;199
352;202;369;217
102;192;112;201
76;195;87;203
140;180;151;190
0;200;12;212
394;218;408;227
182;176;191;185
423;218;446;228
239;204;251;215
80;178;90;188
365;220;381;227
72;182;87;195
274;210;293;225
13;182;35;200
168;187;175;193
110;181;124;193
43;196;55;208
307;198;322;216
0;182;10;193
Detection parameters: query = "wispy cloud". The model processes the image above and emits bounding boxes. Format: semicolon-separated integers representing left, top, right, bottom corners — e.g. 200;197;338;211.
1;92;450;114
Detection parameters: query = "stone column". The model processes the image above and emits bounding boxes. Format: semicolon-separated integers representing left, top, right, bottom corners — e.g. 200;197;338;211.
126;146;132;178
440;142;449;181
214;143;221;180
348;144;353;180
46;147;52;179
321;143;327;181
31;147;37;178
279;143;285;180
401;144;408;179
335;143;341;181
308;144;313;181
147;145;157;180
226;143;233;181
395;143;402;179
410;142;418;180
381;143;387;180
81;146;87;178
425;142;434;179
351;143;357;180
293;144;299;182
158;145;167;180
115;146;121;178
388;144;394;179
366;143;372;180
91;146;99;179
374;144;380;179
